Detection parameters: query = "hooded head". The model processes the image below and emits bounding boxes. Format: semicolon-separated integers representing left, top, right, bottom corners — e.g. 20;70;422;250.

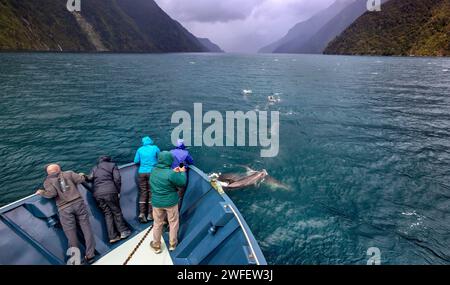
98;156;112;163
157;151;174;167
142;136;153;146
176;139;186;150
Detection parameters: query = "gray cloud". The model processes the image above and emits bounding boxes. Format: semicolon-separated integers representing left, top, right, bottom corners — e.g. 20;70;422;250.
156;0;264;23
155;0;336;53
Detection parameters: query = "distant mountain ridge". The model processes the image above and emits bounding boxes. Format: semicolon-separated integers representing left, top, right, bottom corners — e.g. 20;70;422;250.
197;38;224;53
259;0;352;54
325;0;450;56
260;0;392;55
0;0;209;53
278;0;376;54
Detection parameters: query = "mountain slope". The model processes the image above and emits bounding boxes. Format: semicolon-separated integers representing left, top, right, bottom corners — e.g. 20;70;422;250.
115;0;205;52
259;0;352;54
0;0;94;51
325;0;450;56
0;0;206;52
275;0;378;54
197;38;224;52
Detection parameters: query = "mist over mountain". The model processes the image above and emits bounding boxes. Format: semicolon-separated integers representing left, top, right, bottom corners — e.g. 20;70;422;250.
325;0;450;56
260;0;393;55
276;0;372;54
0;0;208;52
1;0;446;56
259;0;352;54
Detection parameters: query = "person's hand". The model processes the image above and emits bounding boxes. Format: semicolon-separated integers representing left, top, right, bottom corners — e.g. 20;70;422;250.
36;189;45;196
174;167;186;173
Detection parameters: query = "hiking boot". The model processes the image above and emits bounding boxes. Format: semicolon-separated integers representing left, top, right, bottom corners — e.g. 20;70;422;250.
150;241;162;254
120;230;131;240
138;214;148;224
109;236;121;244
84;255;96;265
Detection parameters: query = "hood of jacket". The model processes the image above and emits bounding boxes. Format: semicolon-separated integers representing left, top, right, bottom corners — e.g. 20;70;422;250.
156;151;173;168
142;136;153;146
98;156;112;164
176;139;186;150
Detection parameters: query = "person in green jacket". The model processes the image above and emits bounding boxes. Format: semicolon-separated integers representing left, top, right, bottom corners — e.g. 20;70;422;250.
149;151;187;254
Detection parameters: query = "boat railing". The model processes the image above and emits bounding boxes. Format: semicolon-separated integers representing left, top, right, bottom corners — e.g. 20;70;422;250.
179;165;266;265
223;203;262;265
0;162;267;265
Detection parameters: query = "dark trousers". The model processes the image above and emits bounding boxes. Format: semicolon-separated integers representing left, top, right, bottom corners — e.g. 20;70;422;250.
177;168;189;211
138;173;152;216
177;186;186;211
95;193;129;240
59;200;96;259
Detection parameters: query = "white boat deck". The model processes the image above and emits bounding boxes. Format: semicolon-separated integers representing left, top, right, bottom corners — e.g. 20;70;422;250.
94;226;173;265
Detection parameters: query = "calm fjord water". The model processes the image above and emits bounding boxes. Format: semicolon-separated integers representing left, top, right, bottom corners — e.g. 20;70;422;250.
1;53;450;264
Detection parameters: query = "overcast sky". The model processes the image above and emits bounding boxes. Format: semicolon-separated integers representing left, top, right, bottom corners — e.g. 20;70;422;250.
154;0;336;53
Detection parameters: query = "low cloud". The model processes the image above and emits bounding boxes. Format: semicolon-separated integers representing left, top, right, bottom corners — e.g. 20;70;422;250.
156;0;264;23
155;0;335;53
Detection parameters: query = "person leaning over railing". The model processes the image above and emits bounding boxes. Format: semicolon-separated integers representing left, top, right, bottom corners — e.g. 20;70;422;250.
36;164;96;264
149;151;187;254
170;139;194;209
85;156;131;244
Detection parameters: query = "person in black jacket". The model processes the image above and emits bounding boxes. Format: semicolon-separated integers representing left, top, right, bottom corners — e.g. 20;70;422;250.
87;156;131;244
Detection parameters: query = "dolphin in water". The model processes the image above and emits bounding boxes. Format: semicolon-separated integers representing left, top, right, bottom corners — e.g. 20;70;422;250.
214;166;291;191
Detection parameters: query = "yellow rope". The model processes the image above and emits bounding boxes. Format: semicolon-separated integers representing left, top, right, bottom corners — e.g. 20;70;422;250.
123;225;153;265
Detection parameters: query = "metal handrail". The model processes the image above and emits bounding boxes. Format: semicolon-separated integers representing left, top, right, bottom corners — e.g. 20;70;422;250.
224;203;261;265
0;193;37;212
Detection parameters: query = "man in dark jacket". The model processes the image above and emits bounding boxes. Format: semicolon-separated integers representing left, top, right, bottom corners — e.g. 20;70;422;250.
87;156;131;244
36;164;96;263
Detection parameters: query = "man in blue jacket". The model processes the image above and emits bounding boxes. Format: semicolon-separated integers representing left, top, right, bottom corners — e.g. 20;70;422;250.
134;136;160;223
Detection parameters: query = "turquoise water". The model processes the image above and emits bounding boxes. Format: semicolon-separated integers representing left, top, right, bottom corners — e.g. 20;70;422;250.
1;53;450;264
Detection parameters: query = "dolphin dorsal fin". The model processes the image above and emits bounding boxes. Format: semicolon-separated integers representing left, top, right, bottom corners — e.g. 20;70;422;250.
237;164;256;174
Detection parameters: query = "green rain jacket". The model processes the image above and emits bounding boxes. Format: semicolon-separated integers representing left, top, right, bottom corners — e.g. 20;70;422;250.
150;151;187;208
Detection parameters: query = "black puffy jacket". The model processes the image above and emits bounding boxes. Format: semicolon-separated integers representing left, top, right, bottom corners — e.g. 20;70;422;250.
88;156;121;197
